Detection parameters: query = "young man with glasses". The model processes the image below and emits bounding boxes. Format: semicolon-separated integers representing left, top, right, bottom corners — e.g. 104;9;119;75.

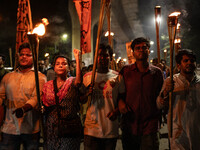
118;37;164;150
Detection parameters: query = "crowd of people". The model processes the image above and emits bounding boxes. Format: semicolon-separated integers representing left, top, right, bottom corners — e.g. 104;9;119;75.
0;37;200;150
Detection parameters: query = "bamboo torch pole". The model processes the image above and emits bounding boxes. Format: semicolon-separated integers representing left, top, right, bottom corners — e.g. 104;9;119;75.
167;12;180;138
155;6;161;63
106;0;111;47
27;18;49;142
88;0;106;106
27;33;45;137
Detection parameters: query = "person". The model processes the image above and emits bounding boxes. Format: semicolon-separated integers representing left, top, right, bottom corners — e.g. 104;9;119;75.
0;43;46;150
0;54;9;83
46;52;60;81
157;49;200;150
81;44;125;150
87;64;93;72
70;60;76;77
160;59;170;79
42;49;82;150
118;37;163;150
38;60;46;74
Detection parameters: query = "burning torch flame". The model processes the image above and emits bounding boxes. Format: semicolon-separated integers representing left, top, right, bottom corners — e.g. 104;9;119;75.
169;12;181;17
177;23;181;29
28;18;49;36
174;38;181;43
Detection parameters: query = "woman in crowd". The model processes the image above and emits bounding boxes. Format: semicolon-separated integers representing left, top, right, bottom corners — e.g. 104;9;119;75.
42;49;82;150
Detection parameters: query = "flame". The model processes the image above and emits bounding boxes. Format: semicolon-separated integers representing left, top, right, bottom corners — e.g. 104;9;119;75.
123;58;127;62
105;31;114;37
174;38;181;43
28;18;49;36
177;23;181;29
42;18;49;26
32;24;45;36
169;12;181;17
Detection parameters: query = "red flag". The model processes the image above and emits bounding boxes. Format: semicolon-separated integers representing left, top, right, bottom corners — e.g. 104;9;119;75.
74;0;92;54
126;41;135;64
15;0;33;69
16;0;33;53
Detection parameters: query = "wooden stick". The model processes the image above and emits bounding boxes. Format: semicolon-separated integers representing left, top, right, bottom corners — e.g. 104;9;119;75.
106;1;111;47
27;34;45;141
9;48;13;68
155;6;161;63
88;0;106;106
167;16;177;138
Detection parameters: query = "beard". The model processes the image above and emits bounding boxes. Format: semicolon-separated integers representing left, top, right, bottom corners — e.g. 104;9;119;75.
183;65;196;74
19;64;33;70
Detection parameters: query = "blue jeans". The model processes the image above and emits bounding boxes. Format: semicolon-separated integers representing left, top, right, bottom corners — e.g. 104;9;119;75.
84;135;117;150
122;131;159;150
0;132;40;150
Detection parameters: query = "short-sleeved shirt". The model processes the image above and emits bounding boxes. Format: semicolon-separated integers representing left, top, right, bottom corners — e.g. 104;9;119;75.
120;63;163;135
83;70;125;138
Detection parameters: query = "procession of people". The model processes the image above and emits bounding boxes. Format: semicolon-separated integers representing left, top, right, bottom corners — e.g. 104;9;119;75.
1;0;200;150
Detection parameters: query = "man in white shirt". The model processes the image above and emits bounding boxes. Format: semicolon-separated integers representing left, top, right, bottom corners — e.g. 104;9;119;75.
0;43;46;150
157;49;200;150
82;44;125;150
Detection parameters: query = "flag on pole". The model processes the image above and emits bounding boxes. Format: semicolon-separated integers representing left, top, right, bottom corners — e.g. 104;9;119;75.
126;41;135;64
15;0;33;68
73;0;92;54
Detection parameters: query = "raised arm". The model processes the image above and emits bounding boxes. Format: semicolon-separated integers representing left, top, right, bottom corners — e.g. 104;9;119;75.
73;49;82;86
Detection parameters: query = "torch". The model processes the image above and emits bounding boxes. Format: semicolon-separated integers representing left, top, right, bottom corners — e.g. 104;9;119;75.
27;18;49;141
167;12;181;138
88;0;106;106
155;6;161;63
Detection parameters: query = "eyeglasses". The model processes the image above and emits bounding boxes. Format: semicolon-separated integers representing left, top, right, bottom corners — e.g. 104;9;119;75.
134;46;149;51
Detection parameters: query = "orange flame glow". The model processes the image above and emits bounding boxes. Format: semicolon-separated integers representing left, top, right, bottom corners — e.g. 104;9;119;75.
174;38;181;43
169;12;181;17
42;18;49;26
177;23;181;29
28;18;49;36
32;24;45;36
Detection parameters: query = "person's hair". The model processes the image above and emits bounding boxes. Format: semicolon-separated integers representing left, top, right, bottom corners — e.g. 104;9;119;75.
99;43;113;60
175;49;196;65
131;37;150;51
18;43;31;53
87;64;93;71
0;54;6;62
53;55;71;67
160;59;166;64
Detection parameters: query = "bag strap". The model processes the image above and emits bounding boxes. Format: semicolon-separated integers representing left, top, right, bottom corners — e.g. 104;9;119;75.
53;79;61;120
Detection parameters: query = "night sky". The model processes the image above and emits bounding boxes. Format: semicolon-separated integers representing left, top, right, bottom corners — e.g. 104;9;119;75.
0;0;70;65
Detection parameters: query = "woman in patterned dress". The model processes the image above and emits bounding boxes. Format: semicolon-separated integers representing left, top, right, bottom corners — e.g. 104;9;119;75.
42;49;82;150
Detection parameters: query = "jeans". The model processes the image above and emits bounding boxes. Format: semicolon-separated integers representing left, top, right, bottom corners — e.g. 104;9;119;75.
0;132;40;150
122;131;159;150
84;135;117;150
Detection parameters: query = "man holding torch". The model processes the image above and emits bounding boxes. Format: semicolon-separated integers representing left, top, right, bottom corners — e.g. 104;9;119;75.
157;49;200;150
81;43;125;150
0;43;46;150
